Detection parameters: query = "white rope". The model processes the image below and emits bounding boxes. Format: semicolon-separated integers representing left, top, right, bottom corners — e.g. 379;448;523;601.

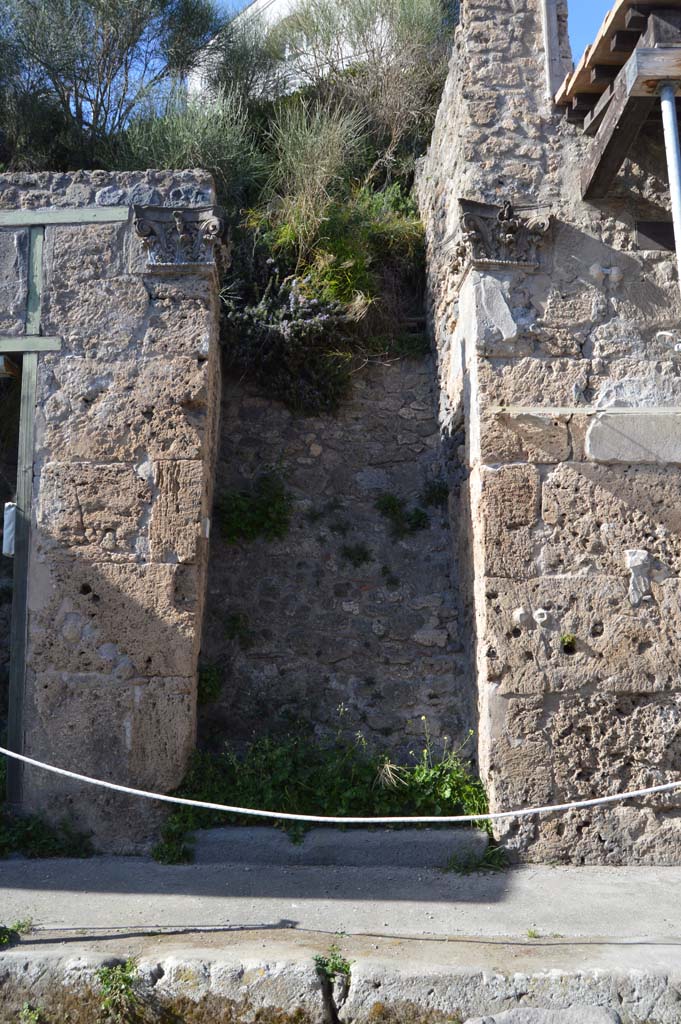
2;745;681;825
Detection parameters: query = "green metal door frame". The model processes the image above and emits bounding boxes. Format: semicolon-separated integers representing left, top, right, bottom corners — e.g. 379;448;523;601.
5;227;44;805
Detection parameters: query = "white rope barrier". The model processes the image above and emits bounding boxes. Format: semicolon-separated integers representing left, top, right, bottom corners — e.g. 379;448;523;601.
2;745;681;825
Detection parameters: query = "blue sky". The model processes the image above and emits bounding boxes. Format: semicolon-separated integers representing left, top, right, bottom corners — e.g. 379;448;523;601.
568;0;613;60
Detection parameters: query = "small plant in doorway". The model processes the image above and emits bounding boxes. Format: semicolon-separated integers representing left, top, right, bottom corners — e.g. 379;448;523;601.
0;757;93;860
151;720;490;864
444;843;508;875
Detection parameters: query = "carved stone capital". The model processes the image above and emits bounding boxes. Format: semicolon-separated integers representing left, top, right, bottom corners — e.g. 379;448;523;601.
450;199;552;276
133;205;231;273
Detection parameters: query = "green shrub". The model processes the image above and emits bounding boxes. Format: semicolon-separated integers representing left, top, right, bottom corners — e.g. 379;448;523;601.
152;724;489;863
215;473;292;543
261;100;368;263
221;267;356;414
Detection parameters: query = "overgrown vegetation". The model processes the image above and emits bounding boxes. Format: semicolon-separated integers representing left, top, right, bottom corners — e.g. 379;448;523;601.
0;0;456;415
152;722;489;864
0;755;93;859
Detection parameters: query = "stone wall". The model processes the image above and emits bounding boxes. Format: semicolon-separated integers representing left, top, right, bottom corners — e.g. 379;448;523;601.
200;357;474;755
0;171;223;850
418;0;681;862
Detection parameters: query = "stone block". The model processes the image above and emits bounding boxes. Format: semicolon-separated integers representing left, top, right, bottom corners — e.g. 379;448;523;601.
22;673;194;850
0;228;28;334
586;411;681;464
480;576;680;697
27;560;197;679
36;355;212;462
478;410;571;465
35;462;152;562
478;465;541;578
540;462;681;577
42;224;151;356
486;688;681;863
150;460;205;564
141;287;216;360
476;357;591;408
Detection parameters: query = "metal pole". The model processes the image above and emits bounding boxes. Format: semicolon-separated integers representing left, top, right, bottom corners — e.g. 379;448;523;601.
660;82;681;300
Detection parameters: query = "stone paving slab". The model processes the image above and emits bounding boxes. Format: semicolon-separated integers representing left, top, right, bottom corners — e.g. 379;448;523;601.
192;826;489;868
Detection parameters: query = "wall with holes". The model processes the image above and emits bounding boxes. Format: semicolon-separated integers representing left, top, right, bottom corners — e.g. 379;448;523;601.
417;0;681;863
0;171;223;851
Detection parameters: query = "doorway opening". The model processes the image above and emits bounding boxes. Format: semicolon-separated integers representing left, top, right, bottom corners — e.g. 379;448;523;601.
0;354;22;760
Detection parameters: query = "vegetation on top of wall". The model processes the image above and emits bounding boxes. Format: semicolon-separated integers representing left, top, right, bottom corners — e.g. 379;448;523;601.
0;0;452;414
151;722;489;864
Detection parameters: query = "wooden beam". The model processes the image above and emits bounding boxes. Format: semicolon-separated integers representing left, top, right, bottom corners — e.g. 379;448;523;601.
0;206;130;227
590;65;620;85
627;47;681;95
584;83;615;136
610;28;642;52
643;7;681;44
0;336;62;353
5;225;46;805
625;6;650;31
573;92;597;115
581;61;656;198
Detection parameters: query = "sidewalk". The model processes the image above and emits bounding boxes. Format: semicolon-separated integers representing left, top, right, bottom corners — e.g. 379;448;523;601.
1;838;681;1022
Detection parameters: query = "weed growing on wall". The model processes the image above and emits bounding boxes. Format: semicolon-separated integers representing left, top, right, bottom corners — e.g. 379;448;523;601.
215;473;292;543
151;724;489;864
340;543;373;568
19;1005;43;1024
0;756;93;859
421;477;450;509
96;959;140;1024
314;943;353;981
197;663;223;705
375;493;429;539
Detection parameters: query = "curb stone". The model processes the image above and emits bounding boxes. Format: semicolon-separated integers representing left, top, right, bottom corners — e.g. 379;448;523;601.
464;1011;622;1023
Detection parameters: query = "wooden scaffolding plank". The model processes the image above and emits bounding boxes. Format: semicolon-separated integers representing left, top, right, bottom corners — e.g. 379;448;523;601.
555;0;681;104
